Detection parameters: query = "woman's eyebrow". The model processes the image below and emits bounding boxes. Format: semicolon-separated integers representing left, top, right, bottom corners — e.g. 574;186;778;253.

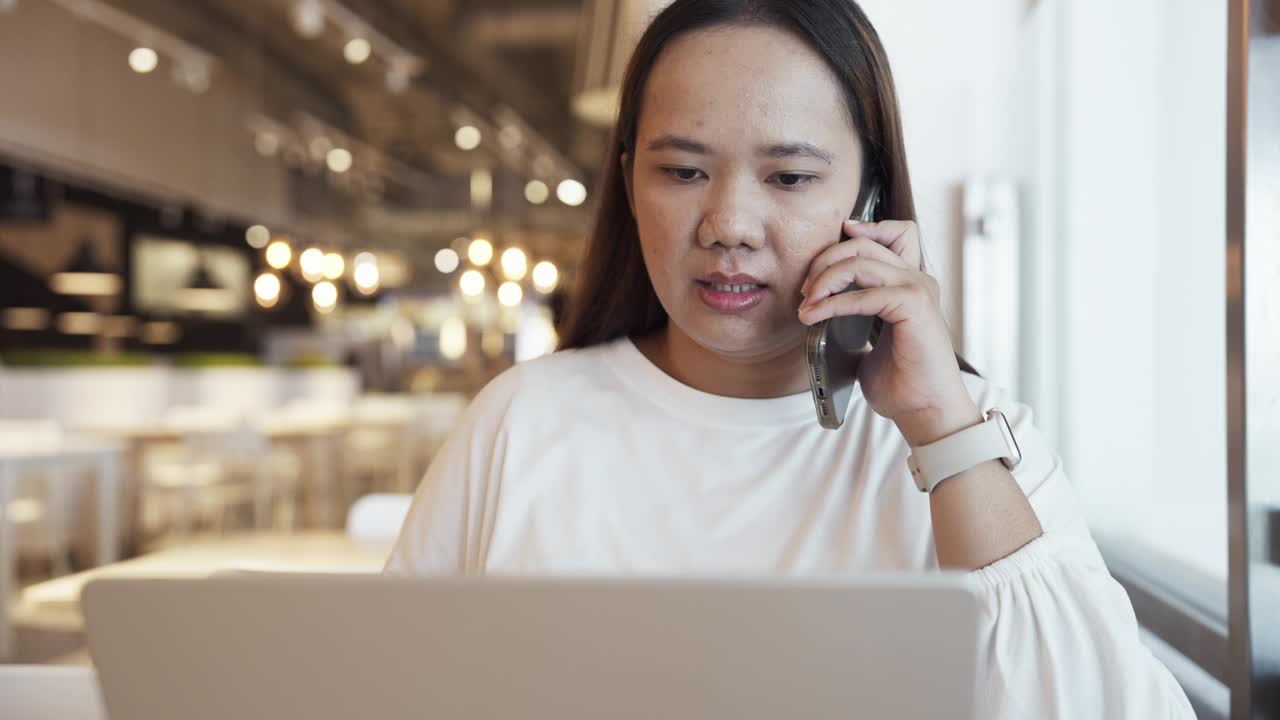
758;142;834;165
645;135;711;154
644;135;833;165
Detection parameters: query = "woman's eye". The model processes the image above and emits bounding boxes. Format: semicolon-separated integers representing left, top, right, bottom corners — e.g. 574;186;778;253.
773;173;818;189
662;167;705;182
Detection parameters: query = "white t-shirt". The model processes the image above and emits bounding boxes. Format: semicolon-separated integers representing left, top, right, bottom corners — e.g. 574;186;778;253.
386;337;1194;719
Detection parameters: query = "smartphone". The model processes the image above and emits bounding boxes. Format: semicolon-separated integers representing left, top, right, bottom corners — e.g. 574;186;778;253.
805;183;881;429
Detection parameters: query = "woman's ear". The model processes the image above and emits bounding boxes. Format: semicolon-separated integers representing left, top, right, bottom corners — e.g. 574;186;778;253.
620;152;636;215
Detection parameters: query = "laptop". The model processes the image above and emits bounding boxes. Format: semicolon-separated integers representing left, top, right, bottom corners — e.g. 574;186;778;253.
83;574;981;720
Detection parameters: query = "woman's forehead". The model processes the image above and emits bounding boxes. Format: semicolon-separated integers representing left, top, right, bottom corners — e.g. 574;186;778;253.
638;24;857;152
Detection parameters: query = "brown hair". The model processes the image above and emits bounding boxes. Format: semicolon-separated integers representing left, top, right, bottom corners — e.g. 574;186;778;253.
558;0;977;375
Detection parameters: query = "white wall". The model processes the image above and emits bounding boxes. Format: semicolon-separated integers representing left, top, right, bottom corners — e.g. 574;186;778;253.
0;0;291;224
1049;0;1227;580
867;0;1229;580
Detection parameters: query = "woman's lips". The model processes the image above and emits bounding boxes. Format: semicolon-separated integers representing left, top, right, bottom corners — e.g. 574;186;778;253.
694;278;768;314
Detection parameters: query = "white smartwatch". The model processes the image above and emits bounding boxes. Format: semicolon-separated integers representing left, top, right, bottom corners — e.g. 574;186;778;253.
906;408;1022;493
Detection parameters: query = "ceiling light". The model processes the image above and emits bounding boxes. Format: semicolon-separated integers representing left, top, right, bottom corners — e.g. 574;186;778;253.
524;180;549;205
312;280;338;312
500;248;527;282
533;155;556;177
498;281;523;307
254;272;282;308
532;261;559;293
265;239;292;269
291;0;325;38
128;47;158;74
467;238;493;266
557;179;588;207
172;59;211;93
299;247;326;282
254;132;280;157
498;125;522;150
459;269;485;297
325;147;352;173
344;37;372;64
50;238;120;296
434;248;460;274
454;125;481;151
178;258;234;313
309;136;333;161
245;224;270;249
385;56;417;94
323;252;345;280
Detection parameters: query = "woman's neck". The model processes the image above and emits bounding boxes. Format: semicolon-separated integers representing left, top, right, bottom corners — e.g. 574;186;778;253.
633;326;812;399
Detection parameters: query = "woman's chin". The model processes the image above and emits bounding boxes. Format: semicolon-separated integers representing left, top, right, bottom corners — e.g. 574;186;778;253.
678;318;805;362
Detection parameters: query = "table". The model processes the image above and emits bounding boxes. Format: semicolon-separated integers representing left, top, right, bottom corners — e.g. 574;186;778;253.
0;441;122;660
16;531;392;634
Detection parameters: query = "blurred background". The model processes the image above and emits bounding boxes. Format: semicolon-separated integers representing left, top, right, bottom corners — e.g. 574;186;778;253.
0;1;1273;716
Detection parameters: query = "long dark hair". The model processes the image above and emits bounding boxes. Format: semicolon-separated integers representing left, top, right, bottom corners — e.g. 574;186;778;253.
558;0;977;376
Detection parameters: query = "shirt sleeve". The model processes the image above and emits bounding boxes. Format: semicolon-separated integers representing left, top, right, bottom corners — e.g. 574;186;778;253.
382;369;518;576
963;390;1196;718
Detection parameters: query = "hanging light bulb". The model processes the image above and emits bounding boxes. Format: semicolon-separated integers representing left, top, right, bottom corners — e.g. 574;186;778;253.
326;147;352;173
435;248;460;274
299;248;325;282
557;179;588;207
344;37;372;64
254;272;282;308
312;280;338;313
498;281;523;308
500;247;528;281
128;47;159;74
322;252;345;280
524;180;549;205
245;225;270;249
265;239;292;269
467;237;493;266
459;269;485;297
454;126;481;151
532;261;559;293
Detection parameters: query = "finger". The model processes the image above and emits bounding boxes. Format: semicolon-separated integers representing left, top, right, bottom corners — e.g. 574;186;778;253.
798;284;932;327
801;237;911;298
842;219;923;270
800;256;920;309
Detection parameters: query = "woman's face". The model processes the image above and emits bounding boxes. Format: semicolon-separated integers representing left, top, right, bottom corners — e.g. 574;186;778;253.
628;23;864;364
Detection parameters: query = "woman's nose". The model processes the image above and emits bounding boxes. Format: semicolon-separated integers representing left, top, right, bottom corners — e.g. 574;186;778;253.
697;183;766;250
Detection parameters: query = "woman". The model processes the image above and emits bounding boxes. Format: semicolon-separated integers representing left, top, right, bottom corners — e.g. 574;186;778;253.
386;0;1194;716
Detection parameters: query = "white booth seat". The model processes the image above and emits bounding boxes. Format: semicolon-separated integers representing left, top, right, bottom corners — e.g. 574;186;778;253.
0;665;105;720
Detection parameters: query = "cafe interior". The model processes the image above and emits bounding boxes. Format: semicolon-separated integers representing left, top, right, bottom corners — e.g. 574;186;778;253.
0;0;1275;718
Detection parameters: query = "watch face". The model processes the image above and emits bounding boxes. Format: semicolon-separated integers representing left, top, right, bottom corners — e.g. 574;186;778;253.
992;409;1022;468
